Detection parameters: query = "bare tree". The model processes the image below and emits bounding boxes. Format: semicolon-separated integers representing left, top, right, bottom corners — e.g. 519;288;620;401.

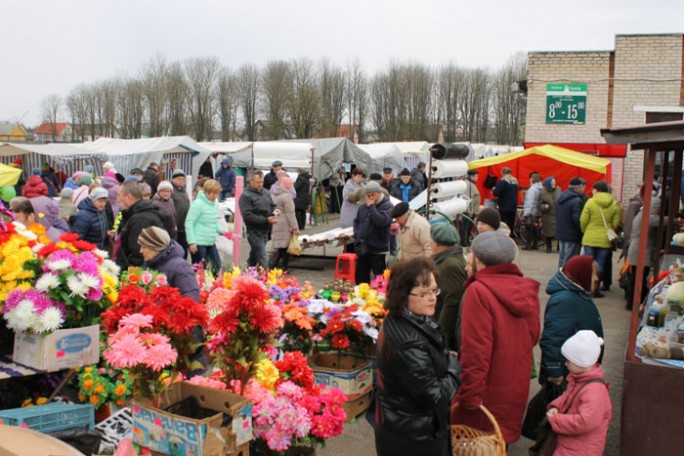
435;64;464;142
41;94;62;141
140;54;169;137
459;67;491;142
319;59;346;137
217;67;239;141
404;63;435;140
237;64;260;141
345;59;367;141
66;84;88;142
167;61;189;136
494;53;527;145
286;58;319;139
261;60;291;140
185;57;220;141
117;76;145;139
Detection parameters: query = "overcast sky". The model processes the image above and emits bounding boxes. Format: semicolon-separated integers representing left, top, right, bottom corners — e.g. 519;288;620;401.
2;0;682;128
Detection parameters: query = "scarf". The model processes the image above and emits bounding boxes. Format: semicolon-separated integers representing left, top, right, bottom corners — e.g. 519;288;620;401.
400;183;411;202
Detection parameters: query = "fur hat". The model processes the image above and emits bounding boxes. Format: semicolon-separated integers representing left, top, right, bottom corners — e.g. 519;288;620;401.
471;231;516;266
138;226;171;251
561;330;603;368
89;187;108;201
475;207;501;231
430;222;460;246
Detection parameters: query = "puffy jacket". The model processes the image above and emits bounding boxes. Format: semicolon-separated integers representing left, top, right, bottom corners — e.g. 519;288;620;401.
540;270;604;382
454;263;540;443
185;191;223;246
340;179;364;228
116;199;165;269
100;175;120;216
143;166;160;195
72;185;90;207
152;195;177;240
389;180;422;202
375;311;460;456
238;185;275;231
294;173;312;211
73;198;110;249
145;240;199;301
23;176;48;198
493;175;519;213
171;186;190;234
433;245;467;350
353;194;393;253
548;365;612;456
214;166;236;194
556;189;586;242
580;192;621;248
271;185;298;249
523;182;543;217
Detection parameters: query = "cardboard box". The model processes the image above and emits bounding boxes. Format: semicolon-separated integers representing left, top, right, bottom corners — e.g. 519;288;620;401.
12;324;100;371
0;424;85;455
309;353;374;398
342;391;371;423
132;382;253;456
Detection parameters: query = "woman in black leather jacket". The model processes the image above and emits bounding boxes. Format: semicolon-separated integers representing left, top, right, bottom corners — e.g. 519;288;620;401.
373;257;461;456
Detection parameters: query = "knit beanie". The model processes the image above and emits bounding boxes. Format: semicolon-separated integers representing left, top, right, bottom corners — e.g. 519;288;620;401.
31;168;41;176
60;188;74;199
138;226;171;251
73;171;84;182
475;207;500;231
89;187;108;201
471;231;516;266
430;222;459;246
78;174;92;187
158;181;173;192
365;181;382;194
561;255;594;292
83;165;95;174
561;330;603;368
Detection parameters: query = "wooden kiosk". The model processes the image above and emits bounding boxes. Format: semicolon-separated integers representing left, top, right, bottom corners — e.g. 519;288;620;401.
601;120;684;455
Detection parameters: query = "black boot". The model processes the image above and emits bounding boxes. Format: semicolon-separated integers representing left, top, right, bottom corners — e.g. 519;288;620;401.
545;237;552;253
593;272;605;298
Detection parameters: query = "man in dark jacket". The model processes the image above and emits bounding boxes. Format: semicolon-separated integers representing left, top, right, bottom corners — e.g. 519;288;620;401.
555;177;587;267
263;160;282;191
354;181;393;284
390;168;422;202
143;162;161;196
410;161;428;190
170;169;191;257
238;170;276;268
116;182;165;269
40;163;61;197
139;226;200;301
293;168;311;230
214;158;236;201
199;156;214;180
492;167;519;235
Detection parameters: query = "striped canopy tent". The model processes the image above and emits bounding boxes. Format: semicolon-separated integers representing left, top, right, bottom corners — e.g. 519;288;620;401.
468;144;612;204
0;142;108;179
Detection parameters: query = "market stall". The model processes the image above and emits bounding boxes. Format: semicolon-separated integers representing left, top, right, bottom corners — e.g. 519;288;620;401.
601;120;684;455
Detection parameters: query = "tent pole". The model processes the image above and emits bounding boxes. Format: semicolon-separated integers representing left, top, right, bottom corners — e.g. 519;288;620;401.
308;148;315;227
426;148;434;221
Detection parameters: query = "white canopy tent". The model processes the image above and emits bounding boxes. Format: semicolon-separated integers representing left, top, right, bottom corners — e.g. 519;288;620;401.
288;137;374;182
202;142;315;172
356;143;405;174
0;142;108;178
393;141;431;158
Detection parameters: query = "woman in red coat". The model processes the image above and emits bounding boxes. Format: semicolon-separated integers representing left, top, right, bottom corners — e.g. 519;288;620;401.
23;168;48;198
453;230;541;444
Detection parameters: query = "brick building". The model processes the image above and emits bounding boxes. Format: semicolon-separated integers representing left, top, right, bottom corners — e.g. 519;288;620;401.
524;33;684;202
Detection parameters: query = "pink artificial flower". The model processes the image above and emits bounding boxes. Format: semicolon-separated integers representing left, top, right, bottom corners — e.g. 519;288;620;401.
186;376;228;390
155;274;168;286
143;343;177;371
104;333;146;368
120;313;154;329
141;271;153;286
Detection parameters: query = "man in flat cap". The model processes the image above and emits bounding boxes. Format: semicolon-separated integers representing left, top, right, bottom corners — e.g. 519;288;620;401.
381;167;396;192
353;181;393;284
264;160;283;191
452;230;540;445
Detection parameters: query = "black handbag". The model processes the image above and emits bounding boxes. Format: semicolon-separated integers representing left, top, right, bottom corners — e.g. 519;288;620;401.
522;382;564;440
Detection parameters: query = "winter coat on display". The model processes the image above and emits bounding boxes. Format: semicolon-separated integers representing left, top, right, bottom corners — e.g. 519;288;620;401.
23;176;48;198
116;199;165;269
433;246;467;350
340;179;364;228
454;263;540;444
185;191;223;247
72;198;110;249
294;173;312;211
238;185;276;232
145;240;200;302
540;270;604;382
171;186;190;234
548;365;612;456
271;185;299;249
580;192;621;248
374;310;460;456
397;210;432;260
555;188;586;242
492;175;519;213
353;194;393;253
100;175;120;216
539;186;561;238
143;166;160;196
152;195;177;240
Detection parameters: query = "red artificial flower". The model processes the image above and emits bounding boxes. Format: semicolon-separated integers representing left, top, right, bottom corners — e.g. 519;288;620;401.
326;319;344;334
348;319;364;333
248;302;283;333
275;351;315;390
36;243;59;258
59;233;80;243
71;239;97;252
331;334;350;350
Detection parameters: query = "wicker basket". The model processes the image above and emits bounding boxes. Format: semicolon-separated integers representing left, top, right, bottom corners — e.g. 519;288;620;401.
451;403;506;456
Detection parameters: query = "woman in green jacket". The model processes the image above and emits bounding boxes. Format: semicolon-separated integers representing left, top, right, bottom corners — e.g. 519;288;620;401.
580;181;620;297
185;179;225;275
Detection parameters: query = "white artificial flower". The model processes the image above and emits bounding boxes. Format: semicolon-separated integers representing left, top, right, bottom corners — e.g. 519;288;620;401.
100;260;120;277
351;310;373;325
93;248;109;260
38;307;64;333
48;259;72;271
35;274;61;291
363;326;379;341
67;275;88;297
78;273;99;290
14;299;36;321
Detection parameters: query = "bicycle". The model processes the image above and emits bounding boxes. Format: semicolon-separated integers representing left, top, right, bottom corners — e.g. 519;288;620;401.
514;207;544;248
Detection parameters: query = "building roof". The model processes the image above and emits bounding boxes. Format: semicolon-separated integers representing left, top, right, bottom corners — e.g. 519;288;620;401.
0;123;24;136
601;120;684;149
33;122;69;135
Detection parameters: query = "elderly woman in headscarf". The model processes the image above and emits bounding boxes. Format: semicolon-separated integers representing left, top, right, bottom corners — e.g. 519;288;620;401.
626;198;663;309
540;255;604;388
539;176;561;253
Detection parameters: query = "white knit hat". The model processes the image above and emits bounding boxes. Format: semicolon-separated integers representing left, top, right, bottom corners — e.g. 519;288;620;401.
561;330;604;368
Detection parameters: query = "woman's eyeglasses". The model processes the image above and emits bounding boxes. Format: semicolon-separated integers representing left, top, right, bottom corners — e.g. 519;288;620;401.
409;289;441;299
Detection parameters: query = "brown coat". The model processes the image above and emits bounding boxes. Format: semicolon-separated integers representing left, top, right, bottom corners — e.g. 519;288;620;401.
539;187;561;238
397;210;432;260
271;185;298;249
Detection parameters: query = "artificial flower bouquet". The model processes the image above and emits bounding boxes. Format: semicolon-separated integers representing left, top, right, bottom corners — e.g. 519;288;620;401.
76;365;133;410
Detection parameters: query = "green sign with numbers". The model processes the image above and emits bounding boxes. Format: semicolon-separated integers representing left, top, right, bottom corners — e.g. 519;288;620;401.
545;83;586;124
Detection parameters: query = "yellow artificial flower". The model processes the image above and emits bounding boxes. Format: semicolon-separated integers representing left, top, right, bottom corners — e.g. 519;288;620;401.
357;283;370;300
113;384;128;397
35;397;48;405
82;379;94;392
255;358;280;390
89;395;101;406
21;398;32;407
93;384;106;394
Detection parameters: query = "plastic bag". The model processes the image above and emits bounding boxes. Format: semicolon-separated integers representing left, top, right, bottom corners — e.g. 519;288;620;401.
287;234;302;256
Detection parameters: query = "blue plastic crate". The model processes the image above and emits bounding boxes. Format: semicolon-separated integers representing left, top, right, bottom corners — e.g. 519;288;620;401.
0;402;94;433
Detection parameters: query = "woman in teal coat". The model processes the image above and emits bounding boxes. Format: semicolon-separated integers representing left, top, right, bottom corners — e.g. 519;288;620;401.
185;179;225;274
580;181;620;297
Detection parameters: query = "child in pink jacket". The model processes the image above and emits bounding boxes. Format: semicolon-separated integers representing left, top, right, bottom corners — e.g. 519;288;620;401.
546;330;612;456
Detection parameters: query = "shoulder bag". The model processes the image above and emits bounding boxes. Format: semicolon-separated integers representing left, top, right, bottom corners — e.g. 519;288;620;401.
598;206;619;243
